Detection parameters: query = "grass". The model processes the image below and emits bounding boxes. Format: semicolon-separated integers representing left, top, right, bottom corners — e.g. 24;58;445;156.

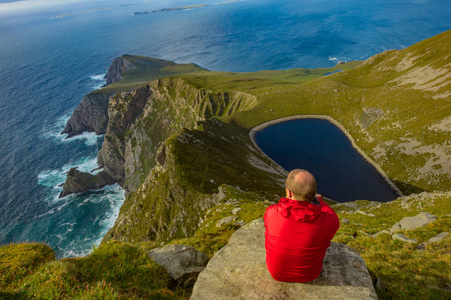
0;241;182;299
332;192;451;299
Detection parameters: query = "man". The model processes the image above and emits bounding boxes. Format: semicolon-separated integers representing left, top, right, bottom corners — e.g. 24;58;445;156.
264;169;339;283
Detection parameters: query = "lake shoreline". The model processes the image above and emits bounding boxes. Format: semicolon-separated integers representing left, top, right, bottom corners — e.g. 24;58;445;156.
249;115;403;199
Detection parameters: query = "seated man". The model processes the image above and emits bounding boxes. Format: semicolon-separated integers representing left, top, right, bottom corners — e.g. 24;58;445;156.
264;169;340;283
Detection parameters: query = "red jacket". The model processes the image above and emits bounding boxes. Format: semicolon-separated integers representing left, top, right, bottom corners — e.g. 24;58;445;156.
264;197;339;282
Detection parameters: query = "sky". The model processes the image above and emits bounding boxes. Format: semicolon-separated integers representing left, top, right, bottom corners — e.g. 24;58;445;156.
0;0;92;14
0;0;163;15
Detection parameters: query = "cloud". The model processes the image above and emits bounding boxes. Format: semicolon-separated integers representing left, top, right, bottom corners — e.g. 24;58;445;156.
0;0;93;15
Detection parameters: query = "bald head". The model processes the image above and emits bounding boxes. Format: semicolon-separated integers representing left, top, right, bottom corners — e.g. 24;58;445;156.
285;169;317;201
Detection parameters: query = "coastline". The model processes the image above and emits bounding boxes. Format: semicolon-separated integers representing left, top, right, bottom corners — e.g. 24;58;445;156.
248;115;404;198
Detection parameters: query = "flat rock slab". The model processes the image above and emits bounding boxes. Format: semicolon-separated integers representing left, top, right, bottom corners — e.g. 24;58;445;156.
191;219;377;300
428;232;449;243
390;212;437;233
149;244;209;289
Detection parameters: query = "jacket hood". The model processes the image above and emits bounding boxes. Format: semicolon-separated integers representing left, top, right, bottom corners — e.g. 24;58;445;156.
276;197;321;222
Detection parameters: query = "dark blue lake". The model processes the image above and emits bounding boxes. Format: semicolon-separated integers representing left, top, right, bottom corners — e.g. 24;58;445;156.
254;118;400;202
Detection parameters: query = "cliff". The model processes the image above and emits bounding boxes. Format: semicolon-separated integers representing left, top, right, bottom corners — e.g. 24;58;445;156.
98;78;284;242
104;56;136;86
62;55;207;138
62;92;113;137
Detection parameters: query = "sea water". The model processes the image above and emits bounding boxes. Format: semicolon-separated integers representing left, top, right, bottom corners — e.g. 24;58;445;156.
0;0;449;257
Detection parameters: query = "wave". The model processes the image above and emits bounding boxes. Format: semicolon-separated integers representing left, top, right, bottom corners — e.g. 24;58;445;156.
37;154;125;258
38;156;100;202
41;113;103;146
57;184;125;258
90;73;106;90
328;57;349;64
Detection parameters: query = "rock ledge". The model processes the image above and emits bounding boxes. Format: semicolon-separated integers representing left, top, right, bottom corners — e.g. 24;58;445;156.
191;218;377;300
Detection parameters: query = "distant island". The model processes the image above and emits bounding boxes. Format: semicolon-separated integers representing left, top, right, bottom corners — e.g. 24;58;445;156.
132;1;246;15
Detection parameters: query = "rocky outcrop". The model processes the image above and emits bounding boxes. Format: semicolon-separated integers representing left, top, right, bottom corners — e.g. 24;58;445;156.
104;56;135;86
59;168;116;198
97;85;151;186
191;219;377;300
148;244;209;289
390;212;437;232
62;56;136;138
62;92;114;137
98;77;259;193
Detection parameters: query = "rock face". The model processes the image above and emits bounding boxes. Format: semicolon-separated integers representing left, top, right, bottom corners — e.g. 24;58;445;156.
62;92;114;137
60;168;116;198
104;56;135;86
191;219;377;300
98;77;259;193
390;212;437;232
97;85;152;187
148;244;209;289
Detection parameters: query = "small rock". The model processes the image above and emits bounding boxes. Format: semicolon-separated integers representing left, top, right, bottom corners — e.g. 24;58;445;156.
342;218;350;224
148;244;209;289
392;233;417;243
231;207;242;215
233;220;245;227
372;230;391;238
416;243;426;251
356;210;368;216
216;216;235;227
376;277;385;291
358;230;370;236
428;232;449;243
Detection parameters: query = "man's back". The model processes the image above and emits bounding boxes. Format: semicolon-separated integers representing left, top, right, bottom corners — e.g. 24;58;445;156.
264;197;339;283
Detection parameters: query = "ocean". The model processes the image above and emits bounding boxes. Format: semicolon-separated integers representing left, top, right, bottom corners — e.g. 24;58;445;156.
0;0;449;258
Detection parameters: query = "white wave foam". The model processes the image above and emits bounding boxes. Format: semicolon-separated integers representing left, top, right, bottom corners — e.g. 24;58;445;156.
60;184;125;258
90;74;106;81
328;56;349;64
41;113;103;146
62;131;103;146
38;155;100;203
90;73;106;90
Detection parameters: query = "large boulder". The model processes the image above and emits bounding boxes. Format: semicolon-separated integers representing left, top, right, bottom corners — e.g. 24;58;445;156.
191;219;377;300
148;244;209;289
390;212;437;233
59;168;116;198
